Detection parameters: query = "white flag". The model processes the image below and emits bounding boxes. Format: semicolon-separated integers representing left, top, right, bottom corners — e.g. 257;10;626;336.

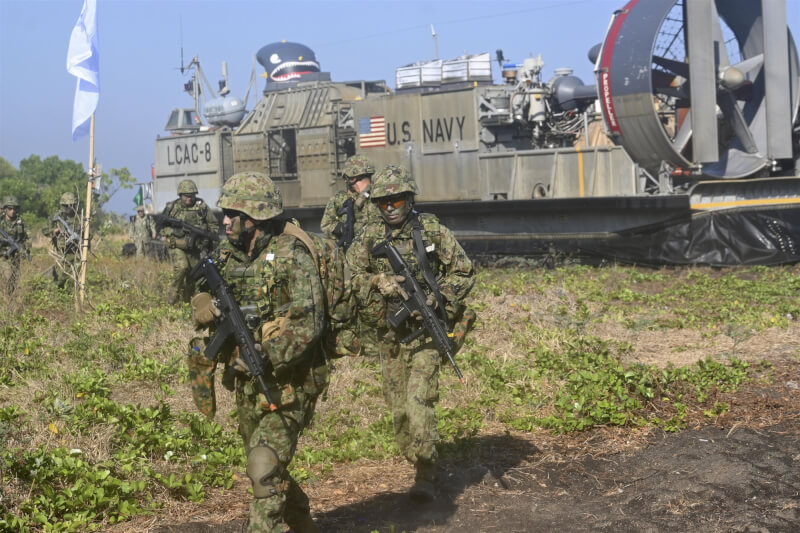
66;0;99;141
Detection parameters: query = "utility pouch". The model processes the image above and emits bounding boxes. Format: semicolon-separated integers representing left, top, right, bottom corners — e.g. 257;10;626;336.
173;237;189;251
187;337;217;419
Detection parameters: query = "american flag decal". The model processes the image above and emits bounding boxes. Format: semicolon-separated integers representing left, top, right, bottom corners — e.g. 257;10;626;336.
359;116;386;148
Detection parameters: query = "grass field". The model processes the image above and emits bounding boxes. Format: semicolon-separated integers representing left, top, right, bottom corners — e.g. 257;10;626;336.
1;239;798;531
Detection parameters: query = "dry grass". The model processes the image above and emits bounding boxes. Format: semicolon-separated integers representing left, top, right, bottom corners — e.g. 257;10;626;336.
2;248;798;531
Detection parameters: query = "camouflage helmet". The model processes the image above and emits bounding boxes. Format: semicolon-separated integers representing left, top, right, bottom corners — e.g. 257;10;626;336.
177;179;198;195
3;196;20;208
60;192;78;206
370;164;419;198
342;155;375;179
217;172;283;221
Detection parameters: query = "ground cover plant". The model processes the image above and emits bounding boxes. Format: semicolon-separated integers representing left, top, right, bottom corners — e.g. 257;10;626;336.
0;240;798;531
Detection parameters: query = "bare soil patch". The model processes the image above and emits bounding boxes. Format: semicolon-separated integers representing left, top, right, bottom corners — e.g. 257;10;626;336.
124;356;799;533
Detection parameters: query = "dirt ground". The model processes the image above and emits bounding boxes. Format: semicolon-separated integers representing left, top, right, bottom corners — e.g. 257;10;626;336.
135;357;800;533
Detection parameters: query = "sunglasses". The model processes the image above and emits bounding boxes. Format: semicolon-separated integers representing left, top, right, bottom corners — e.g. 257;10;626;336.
376;197;407;210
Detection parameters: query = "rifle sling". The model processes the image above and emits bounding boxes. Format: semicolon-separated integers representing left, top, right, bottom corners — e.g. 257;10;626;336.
384;212;449;329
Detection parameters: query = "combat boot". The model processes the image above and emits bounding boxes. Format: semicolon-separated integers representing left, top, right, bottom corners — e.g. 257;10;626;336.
409;459;437;502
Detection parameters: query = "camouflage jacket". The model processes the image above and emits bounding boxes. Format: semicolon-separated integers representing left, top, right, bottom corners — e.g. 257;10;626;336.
0;215;28;257
159;198;219;250
346;211;475;327
321;186;378;243
46;209;82;254
205;229;328;389
129;215;156;242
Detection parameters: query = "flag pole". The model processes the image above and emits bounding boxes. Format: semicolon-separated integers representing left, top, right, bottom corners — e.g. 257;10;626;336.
78;114;95;308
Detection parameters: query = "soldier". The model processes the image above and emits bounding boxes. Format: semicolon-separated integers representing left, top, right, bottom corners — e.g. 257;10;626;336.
159;179;219;304
190;172;327;533
322;155;382;357
0;196;29;293
346;165;475;502
321;154;377;250
46;192;82;290
129;205;156;257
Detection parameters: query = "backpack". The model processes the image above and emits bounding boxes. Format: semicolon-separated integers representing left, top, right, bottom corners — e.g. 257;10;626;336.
282;222;360;358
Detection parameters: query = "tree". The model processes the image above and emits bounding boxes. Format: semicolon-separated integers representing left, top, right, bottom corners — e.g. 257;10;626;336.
0;155;137;227
97;167;136;207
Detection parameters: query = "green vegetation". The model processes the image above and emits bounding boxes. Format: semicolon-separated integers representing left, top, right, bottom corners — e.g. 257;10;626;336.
0;255;797;530
0;155;136;231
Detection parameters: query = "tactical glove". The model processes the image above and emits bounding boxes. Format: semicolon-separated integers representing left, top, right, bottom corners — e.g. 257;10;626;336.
371;273;409;300
191;292;221;329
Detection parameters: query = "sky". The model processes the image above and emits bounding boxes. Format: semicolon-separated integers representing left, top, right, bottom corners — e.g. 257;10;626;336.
1;0;799;215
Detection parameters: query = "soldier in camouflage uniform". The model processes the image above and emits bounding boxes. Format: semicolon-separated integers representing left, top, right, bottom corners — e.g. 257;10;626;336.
321;154;377;248
190;172;327;533
129;205;156;257
322;155;382;357
0;196;28;293
159;179;219;304
45;192;82;290
346;165;475;502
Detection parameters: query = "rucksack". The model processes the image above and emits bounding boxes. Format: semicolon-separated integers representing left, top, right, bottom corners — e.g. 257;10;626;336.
282;221;359;358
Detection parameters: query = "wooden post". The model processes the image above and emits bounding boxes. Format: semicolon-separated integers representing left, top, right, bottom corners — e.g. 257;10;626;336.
78;114;95;308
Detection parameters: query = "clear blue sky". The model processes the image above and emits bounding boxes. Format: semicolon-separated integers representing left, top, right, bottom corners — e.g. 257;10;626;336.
1;0;798;215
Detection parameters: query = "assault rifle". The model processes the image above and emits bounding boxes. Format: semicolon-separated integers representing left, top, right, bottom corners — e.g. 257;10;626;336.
371;240;465;383
153;214;219;252
191;257;278;411
52;215;81;250
0;227;30;261
336;197;355;250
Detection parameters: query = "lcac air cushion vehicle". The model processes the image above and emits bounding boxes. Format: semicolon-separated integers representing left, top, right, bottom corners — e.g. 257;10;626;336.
153;0;800;266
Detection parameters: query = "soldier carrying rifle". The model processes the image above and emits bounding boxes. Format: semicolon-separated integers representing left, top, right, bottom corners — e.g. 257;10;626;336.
0;196;29;293
157;179;219;304
346;164;476;502
45;192;82;290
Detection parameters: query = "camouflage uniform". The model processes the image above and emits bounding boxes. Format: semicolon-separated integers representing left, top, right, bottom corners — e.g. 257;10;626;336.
321;155;381;356
45;192;82;290
129;209;156;257
190;172;326;533
345;165;474;499
0;196;28;293
159;180;219;304
321;155;378;244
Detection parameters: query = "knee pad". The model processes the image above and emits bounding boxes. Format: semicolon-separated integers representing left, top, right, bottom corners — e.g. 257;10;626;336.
246;446;281;499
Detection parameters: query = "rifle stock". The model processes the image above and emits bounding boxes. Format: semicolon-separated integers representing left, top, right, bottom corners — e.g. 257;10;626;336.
191;258;278;410
370;240;465;383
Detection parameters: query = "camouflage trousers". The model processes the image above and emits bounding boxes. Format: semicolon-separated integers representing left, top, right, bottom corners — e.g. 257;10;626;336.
51;250;79;290
167;248;200;304
356;317;382;358
236;378;319;533
133;238;150;257
0;258;20;295
379;331;441;465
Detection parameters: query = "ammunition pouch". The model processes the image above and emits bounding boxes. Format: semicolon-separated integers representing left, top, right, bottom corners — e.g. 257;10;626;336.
187;337;217;419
